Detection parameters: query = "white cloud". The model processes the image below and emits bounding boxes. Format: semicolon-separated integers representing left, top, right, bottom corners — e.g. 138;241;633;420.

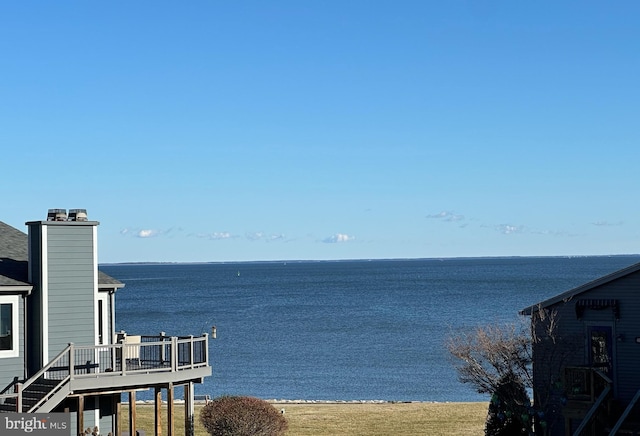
592;220;623;227
495;224;525;235
120;227;180;238
246;232;264;241
245;232;286;242
191;231;284;241
426;211;465;222
267;233;286;241
426;211;449;219
323;233;356;243
206;232;233;240
138;229;160;238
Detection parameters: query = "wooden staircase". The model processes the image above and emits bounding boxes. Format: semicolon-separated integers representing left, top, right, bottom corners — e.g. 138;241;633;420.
0;377;61;412
0;345;73;413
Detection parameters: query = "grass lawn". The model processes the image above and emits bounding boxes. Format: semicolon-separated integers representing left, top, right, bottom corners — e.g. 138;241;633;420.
122;401;487;436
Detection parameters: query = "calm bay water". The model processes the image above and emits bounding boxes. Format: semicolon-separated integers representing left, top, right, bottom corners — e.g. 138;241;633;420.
101;256;640;402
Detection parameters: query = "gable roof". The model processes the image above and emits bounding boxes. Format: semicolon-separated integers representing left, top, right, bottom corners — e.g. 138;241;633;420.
520;261;640;315
0;220;123;290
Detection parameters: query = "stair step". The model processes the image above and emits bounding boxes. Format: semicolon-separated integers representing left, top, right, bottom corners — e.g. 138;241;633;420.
0;404;17;412
27;386;57;392
30;379;60;387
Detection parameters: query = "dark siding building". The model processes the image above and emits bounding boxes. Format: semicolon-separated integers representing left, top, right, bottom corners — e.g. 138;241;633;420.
522;263;640;435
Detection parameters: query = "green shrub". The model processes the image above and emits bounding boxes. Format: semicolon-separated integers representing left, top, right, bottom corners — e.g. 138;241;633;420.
199;395;288;436
485;373;531;436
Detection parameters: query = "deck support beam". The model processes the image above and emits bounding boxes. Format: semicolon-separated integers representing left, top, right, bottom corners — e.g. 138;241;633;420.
129;391;137;436
185;382;195;436
155;386;163;436
115;394;122;436
167;383;174;436
78;395;85;436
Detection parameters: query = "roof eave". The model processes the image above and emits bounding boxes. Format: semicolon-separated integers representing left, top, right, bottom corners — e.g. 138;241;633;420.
520;261;640;316
99;283;125;292
0;285;33;295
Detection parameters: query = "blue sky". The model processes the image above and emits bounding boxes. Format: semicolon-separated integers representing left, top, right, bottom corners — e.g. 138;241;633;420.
2;1;639;263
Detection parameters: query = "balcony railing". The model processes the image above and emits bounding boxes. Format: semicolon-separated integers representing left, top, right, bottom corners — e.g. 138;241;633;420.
47;333;209;379
564;366;611;402
1;333;209;412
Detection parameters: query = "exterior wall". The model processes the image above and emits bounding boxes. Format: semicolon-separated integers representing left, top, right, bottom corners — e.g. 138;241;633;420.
0;296;25;389
27;222;98;374
46;225;96;360
610;273;640;403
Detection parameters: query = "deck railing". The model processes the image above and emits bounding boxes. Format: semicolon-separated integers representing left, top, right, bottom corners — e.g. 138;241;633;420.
1;333;209;412
565;366;611;402
49;333;209;379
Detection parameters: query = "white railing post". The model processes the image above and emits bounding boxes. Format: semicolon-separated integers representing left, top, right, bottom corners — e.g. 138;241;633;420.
204;333;209;365
15;382;22;413
122;341;127;376
68;343;75;380
189;335;194;369
171;336;178;371
160;332;166;363
111;342;116;372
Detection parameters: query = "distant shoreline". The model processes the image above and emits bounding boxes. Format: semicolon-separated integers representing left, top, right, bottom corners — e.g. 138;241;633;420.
100;253;640;266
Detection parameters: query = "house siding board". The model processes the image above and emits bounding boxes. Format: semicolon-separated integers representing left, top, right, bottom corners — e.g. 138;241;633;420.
46;226;96;360
608;275;640;402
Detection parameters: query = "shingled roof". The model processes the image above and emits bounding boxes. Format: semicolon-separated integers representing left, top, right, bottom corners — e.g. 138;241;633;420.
0;221;30;287
0;220;123;289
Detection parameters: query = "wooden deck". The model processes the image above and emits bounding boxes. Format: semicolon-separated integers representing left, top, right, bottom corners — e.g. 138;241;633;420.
0;333;211;413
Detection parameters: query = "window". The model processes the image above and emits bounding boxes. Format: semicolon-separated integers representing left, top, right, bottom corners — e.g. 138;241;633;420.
589;325;613;374
0;295;19;358
98;299;104;345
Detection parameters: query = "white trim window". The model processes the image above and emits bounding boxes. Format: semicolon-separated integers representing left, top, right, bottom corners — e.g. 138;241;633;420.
0;295;19;358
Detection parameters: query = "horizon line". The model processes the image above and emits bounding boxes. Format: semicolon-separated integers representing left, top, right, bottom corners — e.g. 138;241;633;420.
99;253;640;266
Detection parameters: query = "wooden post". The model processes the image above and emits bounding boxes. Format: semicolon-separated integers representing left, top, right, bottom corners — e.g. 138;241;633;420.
155;386;163;436
129;391;137;436
184;383;195;436
167;383;174;436
78;395;85;436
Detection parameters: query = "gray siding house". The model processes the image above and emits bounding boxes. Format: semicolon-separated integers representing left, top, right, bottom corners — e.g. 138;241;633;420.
0;210;211;436
521;262;640;436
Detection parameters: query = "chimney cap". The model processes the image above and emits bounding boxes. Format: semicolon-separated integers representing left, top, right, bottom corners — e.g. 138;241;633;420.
47;209;67;221
68;209;88;221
